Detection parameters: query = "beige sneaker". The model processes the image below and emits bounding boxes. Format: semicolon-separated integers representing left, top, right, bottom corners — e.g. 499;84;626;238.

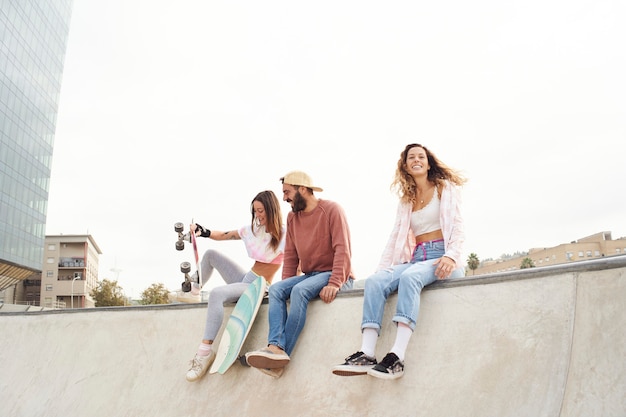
245;346;290;369
258;367;284;379
186;351;216;382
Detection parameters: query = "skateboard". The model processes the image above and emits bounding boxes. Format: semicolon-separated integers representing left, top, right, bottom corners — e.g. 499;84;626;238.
174;221;202;293
209;275;267;374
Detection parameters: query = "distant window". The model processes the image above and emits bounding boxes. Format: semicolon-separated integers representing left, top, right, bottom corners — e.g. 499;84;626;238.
46;257;54;264
594;250;600;256
552;254;556;260
617;248;622;253
46;270;53;277
586;251;592;257
566;252;573;260
578;251;584;258
545;257;550;262
48;244;55;250
45;285;53;291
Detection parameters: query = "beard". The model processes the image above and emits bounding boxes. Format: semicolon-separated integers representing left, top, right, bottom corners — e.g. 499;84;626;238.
291;191;307;213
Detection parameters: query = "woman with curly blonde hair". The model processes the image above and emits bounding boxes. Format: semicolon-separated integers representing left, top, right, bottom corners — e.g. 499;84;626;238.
333;143;467;380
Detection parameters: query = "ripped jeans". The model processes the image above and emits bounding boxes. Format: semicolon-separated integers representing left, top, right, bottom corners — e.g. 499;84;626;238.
361;240;464;333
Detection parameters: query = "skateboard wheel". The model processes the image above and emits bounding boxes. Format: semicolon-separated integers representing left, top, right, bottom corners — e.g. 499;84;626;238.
180;261;191;273
175;241;184;251
174;222;184;233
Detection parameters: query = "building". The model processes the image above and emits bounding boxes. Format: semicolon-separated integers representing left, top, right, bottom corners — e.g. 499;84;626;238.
39;235;102;308
0;1;74;303
472;231;626;276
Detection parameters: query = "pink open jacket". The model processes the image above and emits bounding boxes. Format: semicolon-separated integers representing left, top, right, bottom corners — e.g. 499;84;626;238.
376;181;465;271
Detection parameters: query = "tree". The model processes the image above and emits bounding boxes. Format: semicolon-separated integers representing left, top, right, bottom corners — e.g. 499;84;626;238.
90;279;127;307
466;253;480;275
520;257;535;269
140;283;170;305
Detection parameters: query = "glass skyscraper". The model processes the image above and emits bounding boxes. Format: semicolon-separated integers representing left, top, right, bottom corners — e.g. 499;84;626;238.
0;0;74;294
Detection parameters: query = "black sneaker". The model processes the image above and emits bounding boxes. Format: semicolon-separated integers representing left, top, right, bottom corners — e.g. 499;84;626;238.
332;351;377;376
367;352;404;380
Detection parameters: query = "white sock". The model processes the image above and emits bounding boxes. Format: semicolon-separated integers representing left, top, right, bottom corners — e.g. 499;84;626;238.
360;328;378;358
197;343;212;357
390;324;412;361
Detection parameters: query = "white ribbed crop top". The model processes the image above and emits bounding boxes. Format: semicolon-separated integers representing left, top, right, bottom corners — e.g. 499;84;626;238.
410;194;441;236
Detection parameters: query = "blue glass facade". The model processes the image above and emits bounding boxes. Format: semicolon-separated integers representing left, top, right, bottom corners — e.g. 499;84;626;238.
0;0;73;286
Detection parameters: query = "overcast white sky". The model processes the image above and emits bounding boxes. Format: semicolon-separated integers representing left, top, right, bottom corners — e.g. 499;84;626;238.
46;0;626;298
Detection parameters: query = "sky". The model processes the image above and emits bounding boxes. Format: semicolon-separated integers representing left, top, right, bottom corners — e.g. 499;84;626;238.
46;0;626;298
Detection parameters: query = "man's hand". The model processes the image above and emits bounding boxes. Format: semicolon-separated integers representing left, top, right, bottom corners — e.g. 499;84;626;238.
319;285;339;303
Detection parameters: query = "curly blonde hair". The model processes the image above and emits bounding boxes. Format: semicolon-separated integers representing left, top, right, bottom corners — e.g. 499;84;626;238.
391;143;467;204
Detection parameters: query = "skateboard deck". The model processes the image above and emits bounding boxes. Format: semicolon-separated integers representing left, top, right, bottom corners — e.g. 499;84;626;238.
190;224;202;281
175;221;201;293
209;275;267;374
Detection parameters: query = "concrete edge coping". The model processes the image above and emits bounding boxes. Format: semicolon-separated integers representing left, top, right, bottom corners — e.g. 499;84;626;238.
3;255;625;317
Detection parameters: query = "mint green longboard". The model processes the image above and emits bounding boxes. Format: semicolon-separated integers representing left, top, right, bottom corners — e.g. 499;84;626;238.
209;276;267;374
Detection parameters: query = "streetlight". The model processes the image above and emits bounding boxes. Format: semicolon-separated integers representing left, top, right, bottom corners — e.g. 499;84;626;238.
71;275;81;309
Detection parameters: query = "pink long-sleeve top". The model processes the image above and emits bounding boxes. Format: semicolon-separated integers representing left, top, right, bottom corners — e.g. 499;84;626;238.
377;181;465;271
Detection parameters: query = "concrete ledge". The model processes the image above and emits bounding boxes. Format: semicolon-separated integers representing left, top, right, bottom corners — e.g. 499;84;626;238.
1;256;624;417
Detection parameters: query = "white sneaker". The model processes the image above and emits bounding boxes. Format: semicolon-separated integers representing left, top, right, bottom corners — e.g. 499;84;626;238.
186;351;216;382
169;291;201;304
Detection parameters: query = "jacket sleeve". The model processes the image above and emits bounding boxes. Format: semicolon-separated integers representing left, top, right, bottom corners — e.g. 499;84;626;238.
377;202;407;271
441;183;465;266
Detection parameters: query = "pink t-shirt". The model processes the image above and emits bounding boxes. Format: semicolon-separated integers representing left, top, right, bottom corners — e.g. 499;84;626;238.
238;224;285;264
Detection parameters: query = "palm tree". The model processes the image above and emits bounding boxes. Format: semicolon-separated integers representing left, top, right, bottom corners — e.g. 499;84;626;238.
467;253;480;275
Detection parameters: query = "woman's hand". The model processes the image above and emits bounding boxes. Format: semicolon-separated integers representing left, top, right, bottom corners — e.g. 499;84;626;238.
434;256;456;279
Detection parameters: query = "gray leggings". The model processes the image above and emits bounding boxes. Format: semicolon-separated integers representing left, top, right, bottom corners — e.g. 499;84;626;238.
200;249;260;342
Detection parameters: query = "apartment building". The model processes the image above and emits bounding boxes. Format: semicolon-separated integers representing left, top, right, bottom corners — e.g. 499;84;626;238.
472;231;626;276
39;235;102;308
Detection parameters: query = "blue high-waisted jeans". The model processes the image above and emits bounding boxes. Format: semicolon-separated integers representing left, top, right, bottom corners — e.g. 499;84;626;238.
361;240;464;333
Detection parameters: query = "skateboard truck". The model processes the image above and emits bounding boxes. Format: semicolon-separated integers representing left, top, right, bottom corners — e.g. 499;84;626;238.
180;261;193;292
238;355;250;367
175;222;186;251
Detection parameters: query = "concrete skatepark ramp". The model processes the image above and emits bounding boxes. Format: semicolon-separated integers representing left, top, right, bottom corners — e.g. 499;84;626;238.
1;256;625;417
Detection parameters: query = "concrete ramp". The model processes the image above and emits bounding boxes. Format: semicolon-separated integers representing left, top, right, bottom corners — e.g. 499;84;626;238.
1;257;625;417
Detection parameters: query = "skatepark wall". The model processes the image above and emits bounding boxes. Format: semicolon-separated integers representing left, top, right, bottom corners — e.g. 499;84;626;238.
1;256;625;417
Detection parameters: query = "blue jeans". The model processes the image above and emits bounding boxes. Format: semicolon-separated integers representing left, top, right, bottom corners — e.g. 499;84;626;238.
268;272;353;355
362;240;464;333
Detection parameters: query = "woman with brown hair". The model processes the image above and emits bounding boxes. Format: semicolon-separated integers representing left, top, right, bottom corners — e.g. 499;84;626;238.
185;190;285;382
